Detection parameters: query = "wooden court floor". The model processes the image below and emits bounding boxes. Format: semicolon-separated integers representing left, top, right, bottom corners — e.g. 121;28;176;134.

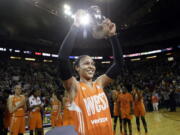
114;108;180;135
21;108;180;135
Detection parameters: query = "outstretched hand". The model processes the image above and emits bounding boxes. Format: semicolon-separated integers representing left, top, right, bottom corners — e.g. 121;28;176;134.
92;18;117;39
105;19;117;37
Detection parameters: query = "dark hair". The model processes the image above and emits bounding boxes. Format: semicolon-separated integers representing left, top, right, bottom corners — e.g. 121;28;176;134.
13;84;22;90
30;89;40;95
74;55;90;68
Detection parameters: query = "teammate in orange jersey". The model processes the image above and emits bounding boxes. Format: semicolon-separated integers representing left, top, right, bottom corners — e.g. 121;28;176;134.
62;90;84;134
58;10;124;135
28;90;43;135
117;85;123;134
118;86;133;135
50;91;62;127
8;85;26;135
112;89;119;134
132;86;148;134
62;91;74;126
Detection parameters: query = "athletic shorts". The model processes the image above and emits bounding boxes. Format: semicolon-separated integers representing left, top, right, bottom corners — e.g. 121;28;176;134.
134;107;146;117
10;116;25;135
29;112;42;130
51;114;62;127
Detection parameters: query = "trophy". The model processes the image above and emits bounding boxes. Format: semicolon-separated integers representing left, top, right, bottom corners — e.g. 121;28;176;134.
87;5;108;39
88;5;106;26
64;5;108;39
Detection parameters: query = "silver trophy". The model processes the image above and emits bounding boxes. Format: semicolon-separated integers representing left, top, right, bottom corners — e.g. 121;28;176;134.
88;5;106;26
72;5;107;39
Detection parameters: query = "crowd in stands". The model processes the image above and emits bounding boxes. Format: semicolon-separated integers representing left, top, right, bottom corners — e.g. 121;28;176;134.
0;58;180;112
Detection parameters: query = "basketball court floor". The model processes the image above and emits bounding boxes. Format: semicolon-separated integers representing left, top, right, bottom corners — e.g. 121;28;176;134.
114;108;180;135
19;108;180;135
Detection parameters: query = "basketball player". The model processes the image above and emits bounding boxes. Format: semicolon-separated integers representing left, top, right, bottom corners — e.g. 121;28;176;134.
112;89;119;134
28;89;43;135
117;85;123;134
118;86;133;135
62;90;74;126
8;85;26;135
62;90;84;133
132;87;148;134
50;91;62;127
58;10;124;135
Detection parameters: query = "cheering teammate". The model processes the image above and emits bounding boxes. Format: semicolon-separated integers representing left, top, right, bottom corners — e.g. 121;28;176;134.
132;87;148;134
117;85;123;134
50;92;62;127
28;90;43;135
58;10;124;135
112;89;119;134
62;90;74;126
118;86;133;135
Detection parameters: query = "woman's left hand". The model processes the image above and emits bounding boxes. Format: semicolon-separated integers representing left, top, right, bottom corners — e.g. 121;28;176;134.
102;19;117;37
91;19;117;39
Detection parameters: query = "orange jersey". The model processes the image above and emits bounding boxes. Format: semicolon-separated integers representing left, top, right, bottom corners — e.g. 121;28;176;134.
118;93;133;119
133;94;146;116
113;101;119;116
12;95;25;117
51;99;61;115
71;82;113;135
51;99;62;127
10;95;25;135
63;97;74;126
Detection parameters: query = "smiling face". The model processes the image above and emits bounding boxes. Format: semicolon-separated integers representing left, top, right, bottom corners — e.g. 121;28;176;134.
76;56;96;81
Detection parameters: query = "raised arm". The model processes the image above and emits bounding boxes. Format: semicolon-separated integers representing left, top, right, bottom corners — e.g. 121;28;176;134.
58;10;85;91
96;19;124;88
58;25;79;91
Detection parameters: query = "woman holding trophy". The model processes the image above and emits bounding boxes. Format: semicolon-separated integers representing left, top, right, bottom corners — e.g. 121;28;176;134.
58;8;124;135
